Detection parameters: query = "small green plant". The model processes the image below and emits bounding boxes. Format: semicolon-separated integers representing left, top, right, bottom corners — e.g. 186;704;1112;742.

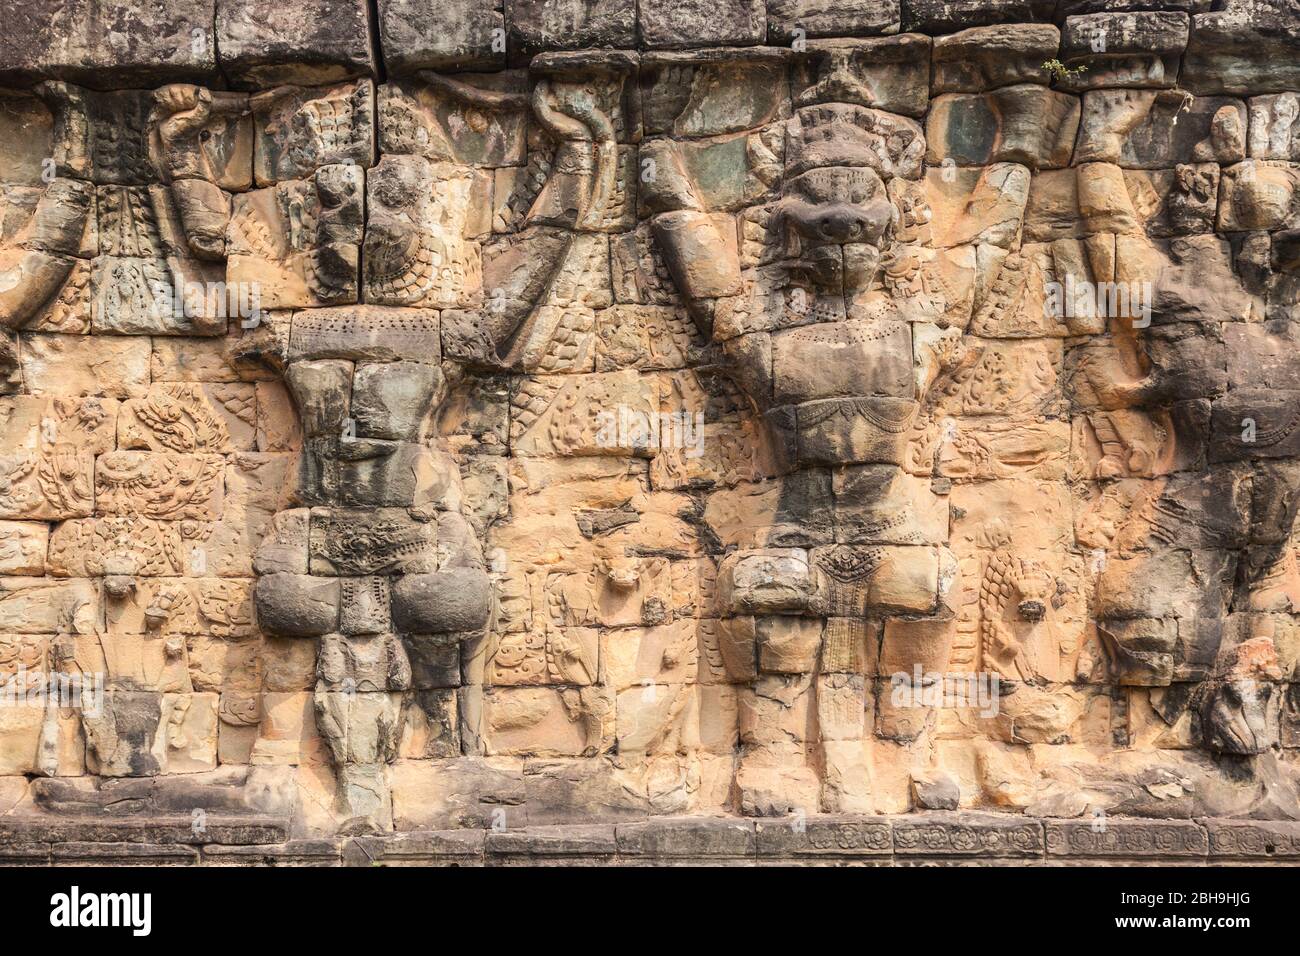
1042;59;1087;82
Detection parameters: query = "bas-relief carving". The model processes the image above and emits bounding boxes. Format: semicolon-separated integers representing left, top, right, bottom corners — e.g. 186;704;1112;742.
6;10;1300;833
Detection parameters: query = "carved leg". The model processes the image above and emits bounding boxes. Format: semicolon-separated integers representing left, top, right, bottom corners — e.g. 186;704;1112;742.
711;537;820;815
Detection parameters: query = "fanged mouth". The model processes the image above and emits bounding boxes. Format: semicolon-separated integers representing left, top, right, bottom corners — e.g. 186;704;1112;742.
784;240;884;298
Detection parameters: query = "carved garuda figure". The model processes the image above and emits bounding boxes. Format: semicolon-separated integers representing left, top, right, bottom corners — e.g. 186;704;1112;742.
241;54;638;828
636;34;1300;817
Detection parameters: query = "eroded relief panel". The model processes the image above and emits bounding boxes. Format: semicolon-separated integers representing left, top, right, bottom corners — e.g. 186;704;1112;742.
3;0;1300;838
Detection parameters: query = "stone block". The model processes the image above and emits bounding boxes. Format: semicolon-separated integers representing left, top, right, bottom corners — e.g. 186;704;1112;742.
505;0;635;57
380;0;505;74
639;0;766;49
217;0;377;88
0;0;219;87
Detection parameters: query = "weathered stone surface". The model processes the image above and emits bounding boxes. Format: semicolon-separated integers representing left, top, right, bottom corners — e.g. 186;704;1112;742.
1218;161;1300;231
773;319;913;404
6;0;1300;862
769;0;901;40
1045;819;1207;857
2;812;1259;863
217;0;377;88
485;823;617;862
892;812;1043;856
1057;12;1189;91
344;828;485;865
1182;0;1300;95
0;0;220;87
0;521;48;575
252;80;376;184
926;86;1079;169
392;569;493;633
289;307;441;364
254;573;340;637
227;166;364;309
506;0;635;56
616;817;756;858
1077;91;1247;169
911;769;960;810
755;815;890;857
381;0;506;74
903;0;1055;34
715;549;817;616
203;839;341;865
1249;93;1300;160
792;36;930;118
639;0;766;49
931;24;1059;93
1207;820;1300;857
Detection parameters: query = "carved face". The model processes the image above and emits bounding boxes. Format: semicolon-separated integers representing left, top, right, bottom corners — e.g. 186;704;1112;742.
363;155;477;308
599;553;642;590
775;100;924;305
777;164;895;293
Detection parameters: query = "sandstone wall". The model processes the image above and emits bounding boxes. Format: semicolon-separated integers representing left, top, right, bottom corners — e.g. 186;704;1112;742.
3;0;1300;842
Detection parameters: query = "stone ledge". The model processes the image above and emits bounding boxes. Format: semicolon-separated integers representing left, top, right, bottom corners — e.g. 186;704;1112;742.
200;840;343;866
51;842;201;866
0;844;53;866
893;813;1044;858
0;815;291;846
1045;819;1208;859
615;818;757;860
5;814;1300;864
756;815;892;859
342;829;486;866
485;824;618;860
1206;820;1300;859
